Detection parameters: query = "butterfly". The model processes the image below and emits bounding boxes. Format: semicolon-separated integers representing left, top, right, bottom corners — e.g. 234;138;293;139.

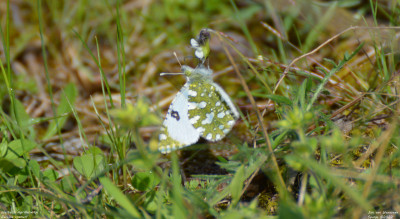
158;64;239;154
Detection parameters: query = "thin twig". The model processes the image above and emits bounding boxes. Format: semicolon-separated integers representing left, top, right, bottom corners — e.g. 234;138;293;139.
275;26;400;94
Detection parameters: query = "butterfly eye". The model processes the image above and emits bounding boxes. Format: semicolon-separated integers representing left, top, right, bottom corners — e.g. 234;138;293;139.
181;66;193;76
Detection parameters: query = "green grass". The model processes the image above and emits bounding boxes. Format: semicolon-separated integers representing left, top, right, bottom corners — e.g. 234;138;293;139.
1;0;400;218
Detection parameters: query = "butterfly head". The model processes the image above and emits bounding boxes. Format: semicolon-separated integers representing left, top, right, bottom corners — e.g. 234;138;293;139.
197;29;210;46
191;29;211;63
181;65;194;77
182;64;213;82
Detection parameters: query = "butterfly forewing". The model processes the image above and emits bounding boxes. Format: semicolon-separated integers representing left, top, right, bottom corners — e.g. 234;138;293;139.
159;85;200;153
187;81;238;141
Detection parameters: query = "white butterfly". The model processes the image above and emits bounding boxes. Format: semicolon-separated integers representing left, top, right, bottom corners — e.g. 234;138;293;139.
159;64;239;154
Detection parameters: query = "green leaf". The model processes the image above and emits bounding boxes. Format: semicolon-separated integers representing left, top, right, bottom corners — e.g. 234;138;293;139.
344;51;350;60
29;159;41;180
86;146;103;155
0;139;8;157
5;139;36;159
171;152;187;218
99;177;141;218
323;58;338;67
0;158;23;172
16;167;29;184
265;94;292;106
131;168;161;191
229;165;245;206
143;190;158;213
12;99;31;128
73;153;104;179
43;169;59;181
296;79;308;110
43;83;77;140
271;130;289;149
11;99;35;137
60;175;78;193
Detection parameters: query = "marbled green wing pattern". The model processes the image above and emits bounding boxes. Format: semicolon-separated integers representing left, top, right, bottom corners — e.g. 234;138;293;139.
187;81;238;141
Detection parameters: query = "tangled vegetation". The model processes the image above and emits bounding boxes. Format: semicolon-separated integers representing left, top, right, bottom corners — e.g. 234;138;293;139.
0;0;399;218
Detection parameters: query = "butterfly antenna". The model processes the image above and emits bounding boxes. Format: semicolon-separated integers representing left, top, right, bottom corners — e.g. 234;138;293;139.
173;52;182;68
160;52;186;76
160;72;184;76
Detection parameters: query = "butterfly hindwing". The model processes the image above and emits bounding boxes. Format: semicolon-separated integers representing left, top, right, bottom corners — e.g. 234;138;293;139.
212;83;240;120
187;81;238;142
159;84;200;153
